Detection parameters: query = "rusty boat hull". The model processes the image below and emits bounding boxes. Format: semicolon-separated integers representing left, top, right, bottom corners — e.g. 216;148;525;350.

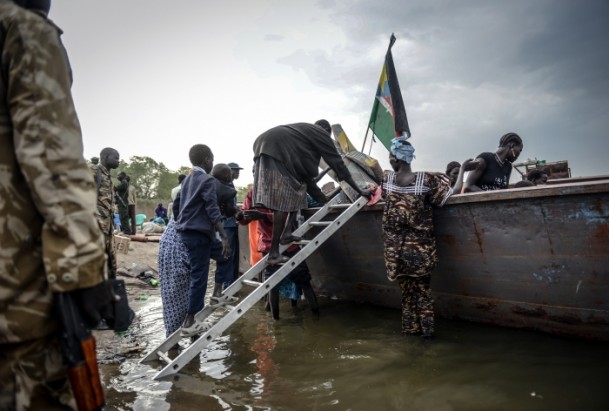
239;178;609;340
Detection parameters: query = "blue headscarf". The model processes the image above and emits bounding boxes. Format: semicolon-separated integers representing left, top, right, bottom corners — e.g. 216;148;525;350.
390;135;415;164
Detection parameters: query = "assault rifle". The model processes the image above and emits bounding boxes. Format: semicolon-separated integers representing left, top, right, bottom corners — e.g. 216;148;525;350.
54;292;107;411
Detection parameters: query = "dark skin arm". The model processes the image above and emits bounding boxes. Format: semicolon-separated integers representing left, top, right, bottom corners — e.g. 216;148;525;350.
452;158;476;194
463;158;486;193
215;221;231;259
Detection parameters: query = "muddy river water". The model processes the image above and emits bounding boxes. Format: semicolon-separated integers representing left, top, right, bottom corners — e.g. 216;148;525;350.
97;284;609;411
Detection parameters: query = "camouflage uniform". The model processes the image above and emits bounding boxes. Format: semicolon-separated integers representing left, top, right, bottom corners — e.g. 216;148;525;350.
0;2;106;409
381;170;452;336
90;162;117;279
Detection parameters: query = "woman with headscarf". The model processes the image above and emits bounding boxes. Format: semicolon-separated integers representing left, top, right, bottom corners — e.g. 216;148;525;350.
382;136;453;338
464;132;524;192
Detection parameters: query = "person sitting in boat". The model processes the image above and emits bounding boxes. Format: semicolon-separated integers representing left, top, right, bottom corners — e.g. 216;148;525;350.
252;119;374;265
514;180;535;188
463;132;524;192
445;159;476;194
526;168;548;185
382;136;453;338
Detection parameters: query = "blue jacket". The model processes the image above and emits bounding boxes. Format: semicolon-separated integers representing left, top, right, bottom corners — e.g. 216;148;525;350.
174;169;222;239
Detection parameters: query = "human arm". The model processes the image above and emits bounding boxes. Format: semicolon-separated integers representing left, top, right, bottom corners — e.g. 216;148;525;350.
215;221;231;259
452;158;477;194
463;158;486;193
306;178;328;204
4;10;125;339
8;12;107;292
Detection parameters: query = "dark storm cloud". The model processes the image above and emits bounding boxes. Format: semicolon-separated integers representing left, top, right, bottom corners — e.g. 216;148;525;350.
276;0;609;176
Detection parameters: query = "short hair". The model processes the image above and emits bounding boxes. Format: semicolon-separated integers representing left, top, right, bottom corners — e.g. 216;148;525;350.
499;132;522;147
100;147;118;160
188;144;212;167
526;169;547;182
178;174;186;184
211;163;232;183
117;171;126;178
446;161;461;174
314;119;332;134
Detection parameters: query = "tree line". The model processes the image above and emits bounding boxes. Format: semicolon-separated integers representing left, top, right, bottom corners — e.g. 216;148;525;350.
90;155;250;204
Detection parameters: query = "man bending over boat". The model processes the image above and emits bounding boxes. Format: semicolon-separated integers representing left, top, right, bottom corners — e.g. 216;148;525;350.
382;136;453;338
464;132;524;192
252;120;374;265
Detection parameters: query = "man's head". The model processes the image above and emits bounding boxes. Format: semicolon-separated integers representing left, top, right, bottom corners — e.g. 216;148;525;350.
314;119;332;135
498;132;523;162
445;161;461;185
157;203;163;208
117;171;126;181
100;147;120;170
227;162;243;181
527;169;548;185
177;174;186;184
91;156;99;165
211;164;233;184
188;144;213;173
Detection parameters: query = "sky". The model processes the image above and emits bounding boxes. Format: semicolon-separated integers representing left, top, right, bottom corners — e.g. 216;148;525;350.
50;0;609;185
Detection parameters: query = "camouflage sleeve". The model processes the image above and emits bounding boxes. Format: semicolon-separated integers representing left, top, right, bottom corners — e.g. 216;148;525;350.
427;173;453;207
6;12;106;291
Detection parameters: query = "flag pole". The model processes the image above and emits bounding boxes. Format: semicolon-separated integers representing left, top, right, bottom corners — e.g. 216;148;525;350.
368;132;375;155
361;127;371;152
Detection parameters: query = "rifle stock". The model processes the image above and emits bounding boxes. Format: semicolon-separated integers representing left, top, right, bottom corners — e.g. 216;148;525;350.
54;292;107;411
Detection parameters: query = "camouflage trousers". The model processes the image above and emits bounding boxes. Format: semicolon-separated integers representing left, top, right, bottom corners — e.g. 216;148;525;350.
104;231;117;279
398;275;434;337
0;335;76;411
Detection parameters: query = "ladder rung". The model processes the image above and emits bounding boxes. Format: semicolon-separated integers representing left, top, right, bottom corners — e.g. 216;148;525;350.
157;351;171;365
296;240;311;245
309;221;331;226
242;279;262;287
329;203;350;209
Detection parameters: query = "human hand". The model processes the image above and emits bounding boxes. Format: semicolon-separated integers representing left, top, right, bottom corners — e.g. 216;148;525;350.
243;209;267;221
70;281;115;328
221;236;231;259
358;187;374;199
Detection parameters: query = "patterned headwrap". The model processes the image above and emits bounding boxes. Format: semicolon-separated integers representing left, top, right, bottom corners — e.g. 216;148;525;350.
390;135;416;164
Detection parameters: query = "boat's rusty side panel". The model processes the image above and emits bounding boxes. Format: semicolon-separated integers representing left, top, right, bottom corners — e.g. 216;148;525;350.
239;180;609;340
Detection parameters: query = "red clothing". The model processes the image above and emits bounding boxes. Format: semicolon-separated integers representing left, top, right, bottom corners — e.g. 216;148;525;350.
238;187;298;254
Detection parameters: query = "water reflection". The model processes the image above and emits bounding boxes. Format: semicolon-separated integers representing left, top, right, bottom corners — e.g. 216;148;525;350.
104;297;609;410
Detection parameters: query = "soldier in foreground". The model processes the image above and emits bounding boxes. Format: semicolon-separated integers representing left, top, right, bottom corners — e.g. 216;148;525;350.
0;1;119;408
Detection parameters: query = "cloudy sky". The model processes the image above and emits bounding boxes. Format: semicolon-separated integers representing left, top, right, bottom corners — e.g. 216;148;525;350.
50;0;609;185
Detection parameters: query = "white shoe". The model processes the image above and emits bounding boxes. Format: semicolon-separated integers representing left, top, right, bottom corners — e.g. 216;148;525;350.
181;314;208;337
209;295;239;308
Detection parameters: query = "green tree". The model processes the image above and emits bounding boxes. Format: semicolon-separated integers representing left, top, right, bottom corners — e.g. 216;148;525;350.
122;156;167;199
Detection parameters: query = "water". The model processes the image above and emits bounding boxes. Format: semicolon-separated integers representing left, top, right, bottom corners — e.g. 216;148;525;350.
101;296;609;410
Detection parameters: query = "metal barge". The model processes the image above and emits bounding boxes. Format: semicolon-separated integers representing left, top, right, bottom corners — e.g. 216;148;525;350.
239;178;609;340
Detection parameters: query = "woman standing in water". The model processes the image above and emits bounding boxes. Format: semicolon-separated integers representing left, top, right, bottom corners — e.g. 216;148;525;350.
382;136;453;338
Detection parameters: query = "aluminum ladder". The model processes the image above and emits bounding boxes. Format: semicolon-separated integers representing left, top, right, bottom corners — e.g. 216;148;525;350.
141;191;369;380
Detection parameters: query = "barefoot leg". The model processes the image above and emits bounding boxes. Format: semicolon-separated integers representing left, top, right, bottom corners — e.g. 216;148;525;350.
268;210;286;262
